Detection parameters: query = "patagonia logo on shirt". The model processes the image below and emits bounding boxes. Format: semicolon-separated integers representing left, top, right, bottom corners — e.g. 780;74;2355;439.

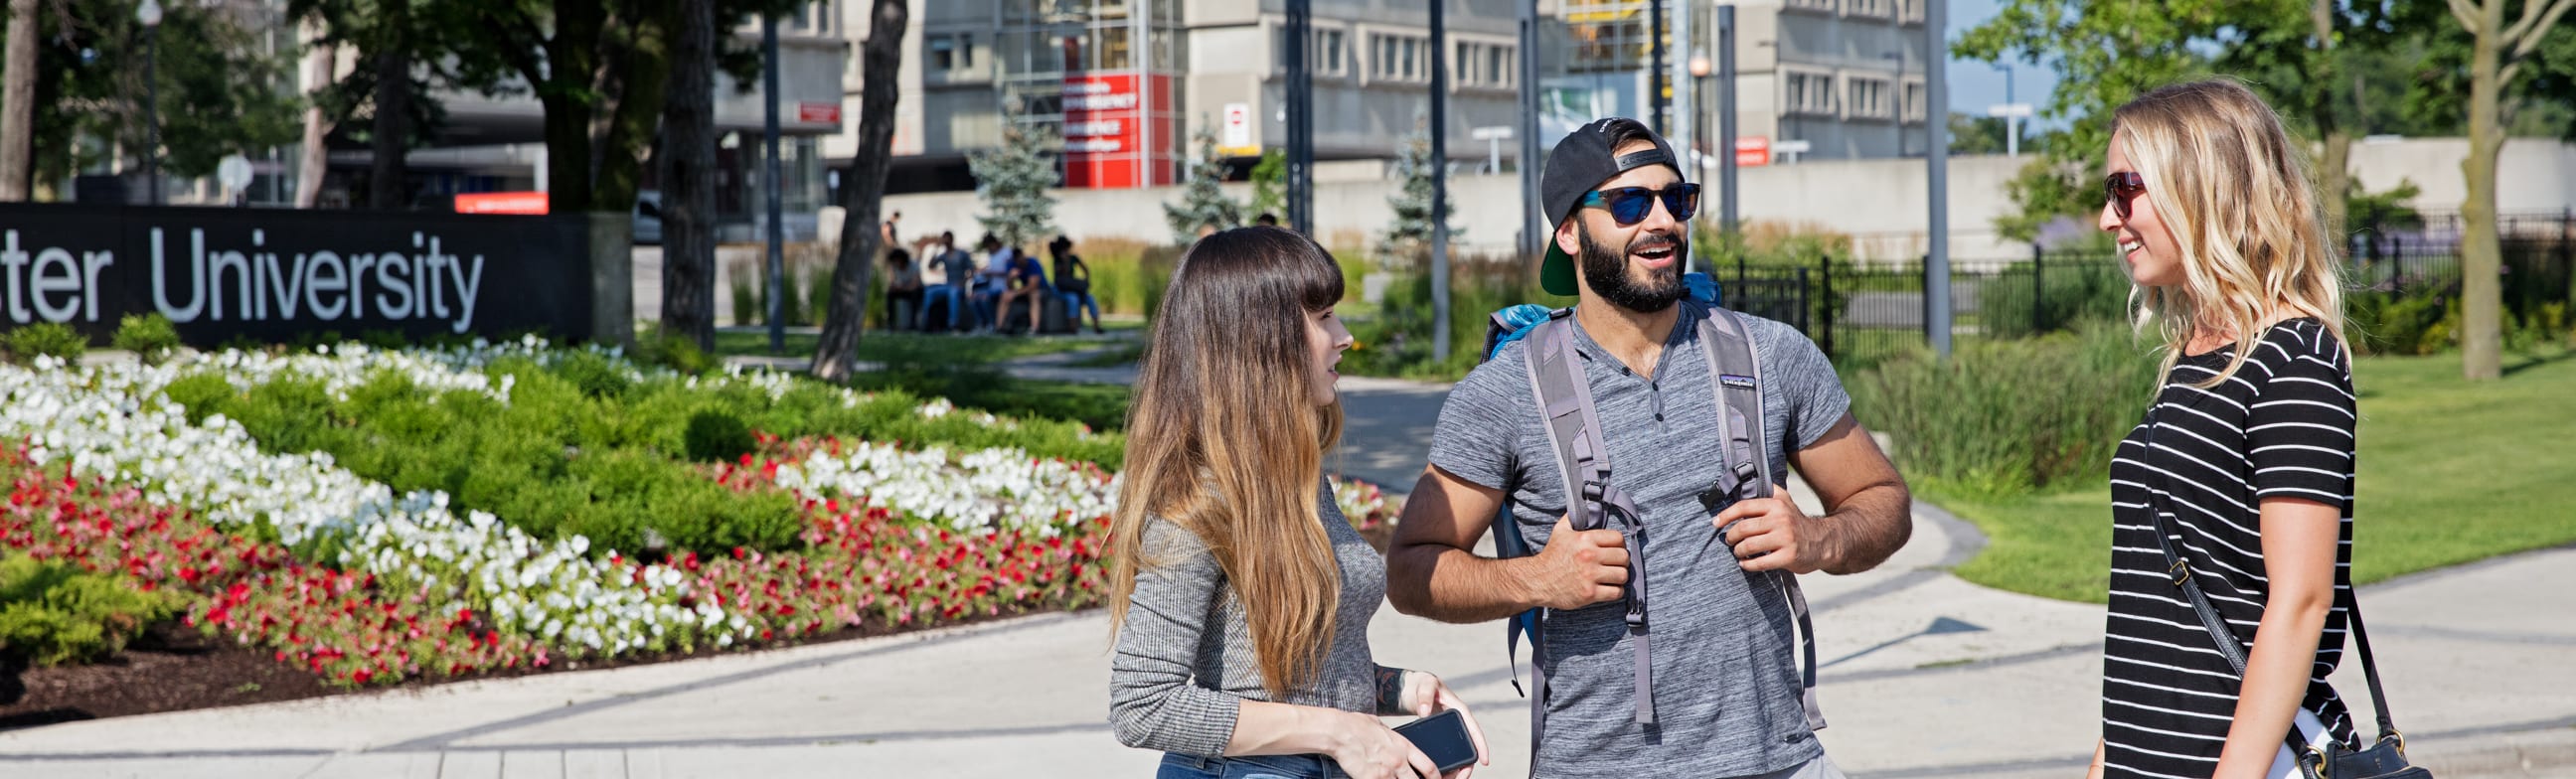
1719;375;1757;390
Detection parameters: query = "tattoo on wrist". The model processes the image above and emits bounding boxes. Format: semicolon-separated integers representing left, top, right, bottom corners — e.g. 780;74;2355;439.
1376;667;1407;710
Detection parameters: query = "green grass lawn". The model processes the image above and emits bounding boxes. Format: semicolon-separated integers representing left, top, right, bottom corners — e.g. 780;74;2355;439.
1930;344;2576;603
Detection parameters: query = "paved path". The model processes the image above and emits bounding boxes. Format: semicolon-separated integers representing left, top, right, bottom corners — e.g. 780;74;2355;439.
4;368;2572;777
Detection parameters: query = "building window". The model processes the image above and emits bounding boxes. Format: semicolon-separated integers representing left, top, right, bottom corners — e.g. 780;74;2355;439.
1784;71;1837;116
1898;0;1926;24
1371;32;1429;82
1782;0;1837;13
1901;79;1925;123
929;35;966;72
1845;0;1892;19
1846;76;1892;120
1276;26;1352;78
1448;42;1516;88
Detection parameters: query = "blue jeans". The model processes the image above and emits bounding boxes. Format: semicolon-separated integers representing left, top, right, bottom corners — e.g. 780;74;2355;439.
1060;290;1101;327
1157;753;1343;779
923;284;969;330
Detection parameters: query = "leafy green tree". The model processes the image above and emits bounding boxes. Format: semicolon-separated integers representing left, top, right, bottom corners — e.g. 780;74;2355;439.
967;102;1058;250
291;0;452;209
1249;147;1286;221
1947;114;2013;156
0;0;298;198
1954;1;2368;241
1375;124;1459;265
1164;120;1243;243
2427;0;2576;381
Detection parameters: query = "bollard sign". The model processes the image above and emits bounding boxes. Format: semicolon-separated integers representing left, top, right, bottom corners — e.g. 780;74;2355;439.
0;204;594;345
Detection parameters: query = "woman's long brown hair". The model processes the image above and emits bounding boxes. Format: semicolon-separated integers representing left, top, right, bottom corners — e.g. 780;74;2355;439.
1107;227;1347;699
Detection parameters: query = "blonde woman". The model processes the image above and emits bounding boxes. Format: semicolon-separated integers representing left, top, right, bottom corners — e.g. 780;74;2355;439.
2092;79;2364;779
1108;227;1488;779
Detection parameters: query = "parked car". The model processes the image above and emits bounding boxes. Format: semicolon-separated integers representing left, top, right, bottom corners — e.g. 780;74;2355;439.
633;191;664;245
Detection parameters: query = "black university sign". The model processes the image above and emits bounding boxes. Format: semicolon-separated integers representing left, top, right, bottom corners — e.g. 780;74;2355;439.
0;204;595;345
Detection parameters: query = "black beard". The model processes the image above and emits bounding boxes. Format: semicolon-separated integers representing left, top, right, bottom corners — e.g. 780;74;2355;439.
1578;226;1688;313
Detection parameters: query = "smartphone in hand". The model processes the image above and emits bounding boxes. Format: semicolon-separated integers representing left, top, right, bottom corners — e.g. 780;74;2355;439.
1392;708;1478;774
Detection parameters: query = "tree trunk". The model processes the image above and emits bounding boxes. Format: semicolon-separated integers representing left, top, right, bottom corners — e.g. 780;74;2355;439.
812;0;909;383
2461;1;2504;382
369;1;412;210
296;38;334;208
657;0;717;352
2309;0;2346;243
1;0;40;201
590;0;678;214
536;3;603;215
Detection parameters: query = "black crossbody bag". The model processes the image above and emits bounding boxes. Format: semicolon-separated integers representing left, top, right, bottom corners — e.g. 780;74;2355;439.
2139;407;2429;779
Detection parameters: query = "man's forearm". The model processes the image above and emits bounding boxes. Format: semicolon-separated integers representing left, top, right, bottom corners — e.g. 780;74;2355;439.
1387;544;1545;624
1820;480;1912;575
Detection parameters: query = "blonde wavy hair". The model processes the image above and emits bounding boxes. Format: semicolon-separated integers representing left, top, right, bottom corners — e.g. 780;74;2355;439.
2113;79;2347;387
1107;228;1348;699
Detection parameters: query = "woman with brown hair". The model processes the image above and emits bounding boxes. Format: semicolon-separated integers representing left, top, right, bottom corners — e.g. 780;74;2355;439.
1109;227;1488;779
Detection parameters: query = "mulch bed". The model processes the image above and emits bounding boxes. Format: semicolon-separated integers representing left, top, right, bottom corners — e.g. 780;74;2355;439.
0;604;1074;731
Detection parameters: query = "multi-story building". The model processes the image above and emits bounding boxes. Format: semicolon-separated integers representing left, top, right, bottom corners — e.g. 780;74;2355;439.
833;0;1525;194
1548;0;1933;165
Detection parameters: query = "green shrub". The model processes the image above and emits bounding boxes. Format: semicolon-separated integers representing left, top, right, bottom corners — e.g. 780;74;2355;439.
1344;254;1572;382
1848;322;2159;498
111;313;184;365
729;267;759;327
1083;240;1183;317
2347;288;2454;356
0;554;185;667
683;409;755;462
640;327;720;376
555;349;636;398
1978;259;2133;339
3;322;88;365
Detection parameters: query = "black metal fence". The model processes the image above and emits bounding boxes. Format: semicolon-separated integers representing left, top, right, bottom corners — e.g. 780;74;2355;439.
1709;218;2576;369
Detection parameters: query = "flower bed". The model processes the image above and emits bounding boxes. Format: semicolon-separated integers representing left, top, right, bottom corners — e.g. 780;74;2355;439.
0;341;1401;692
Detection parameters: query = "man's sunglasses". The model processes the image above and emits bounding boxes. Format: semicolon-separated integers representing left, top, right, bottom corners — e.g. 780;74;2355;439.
2105;172;2147;220
1581;184;1701;226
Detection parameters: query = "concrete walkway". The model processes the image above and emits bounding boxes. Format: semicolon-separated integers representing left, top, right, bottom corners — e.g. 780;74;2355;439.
3;371;2572;778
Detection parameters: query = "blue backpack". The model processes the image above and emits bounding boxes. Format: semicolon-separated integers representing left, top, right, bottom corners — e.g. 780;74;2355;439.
1479;272;1825;752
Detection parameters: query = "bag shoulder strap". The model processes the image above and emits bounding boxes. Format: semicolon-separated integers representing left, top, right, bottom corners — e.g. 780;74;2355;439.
1693;305;1827;731
1521;315;1658;727
2138;409;2399;753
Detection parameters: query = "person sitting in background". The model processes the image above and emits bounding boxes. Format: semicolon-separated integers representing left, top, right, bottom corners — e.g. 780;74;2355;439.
1050;235;1105;335
884;248;924;331
973;234;1015;333
995;244;1052;335
926;232;975;332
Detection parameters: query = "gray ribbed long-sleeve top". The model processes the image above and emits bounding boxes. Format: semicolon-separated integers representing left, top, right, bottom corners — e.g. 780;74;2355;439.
1108;481;1401;756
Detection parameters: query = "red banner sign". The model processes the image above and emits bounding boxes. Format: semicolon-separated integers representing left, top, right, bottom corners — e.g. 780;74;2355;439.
1061;73;1174;189
798;102;842;124
1734;136;1772;168
454;192;549;215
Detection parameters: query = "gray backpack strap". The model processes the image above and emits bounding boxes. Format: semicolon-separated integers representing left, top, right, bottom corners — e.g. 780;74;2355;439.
1522;315;1657;729
1695;306;1828;731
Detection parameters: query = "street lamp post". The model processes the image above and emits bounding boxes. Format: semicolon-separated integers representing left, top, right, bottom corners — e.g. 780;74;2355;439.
136;0;162;206
1689;51;1710;176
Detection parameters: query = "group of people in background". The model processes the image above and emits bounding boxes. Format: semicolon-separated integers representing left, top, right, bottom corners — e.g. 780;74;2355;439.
877;213;1106;336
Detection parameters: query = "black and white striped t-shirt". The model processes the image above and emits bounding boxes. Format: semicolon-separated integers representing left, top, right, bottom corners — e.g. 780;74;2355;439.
2103;318;2359;779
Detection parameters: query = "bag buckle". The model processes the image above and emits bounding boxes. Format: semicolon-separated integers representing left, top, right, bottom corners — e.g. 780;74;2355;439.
2168;558;2190;586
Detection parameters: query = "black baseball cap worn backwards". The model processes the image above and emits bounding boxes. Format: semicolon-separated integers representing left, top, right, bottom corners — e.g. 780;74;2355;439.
1539;117;1687;296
